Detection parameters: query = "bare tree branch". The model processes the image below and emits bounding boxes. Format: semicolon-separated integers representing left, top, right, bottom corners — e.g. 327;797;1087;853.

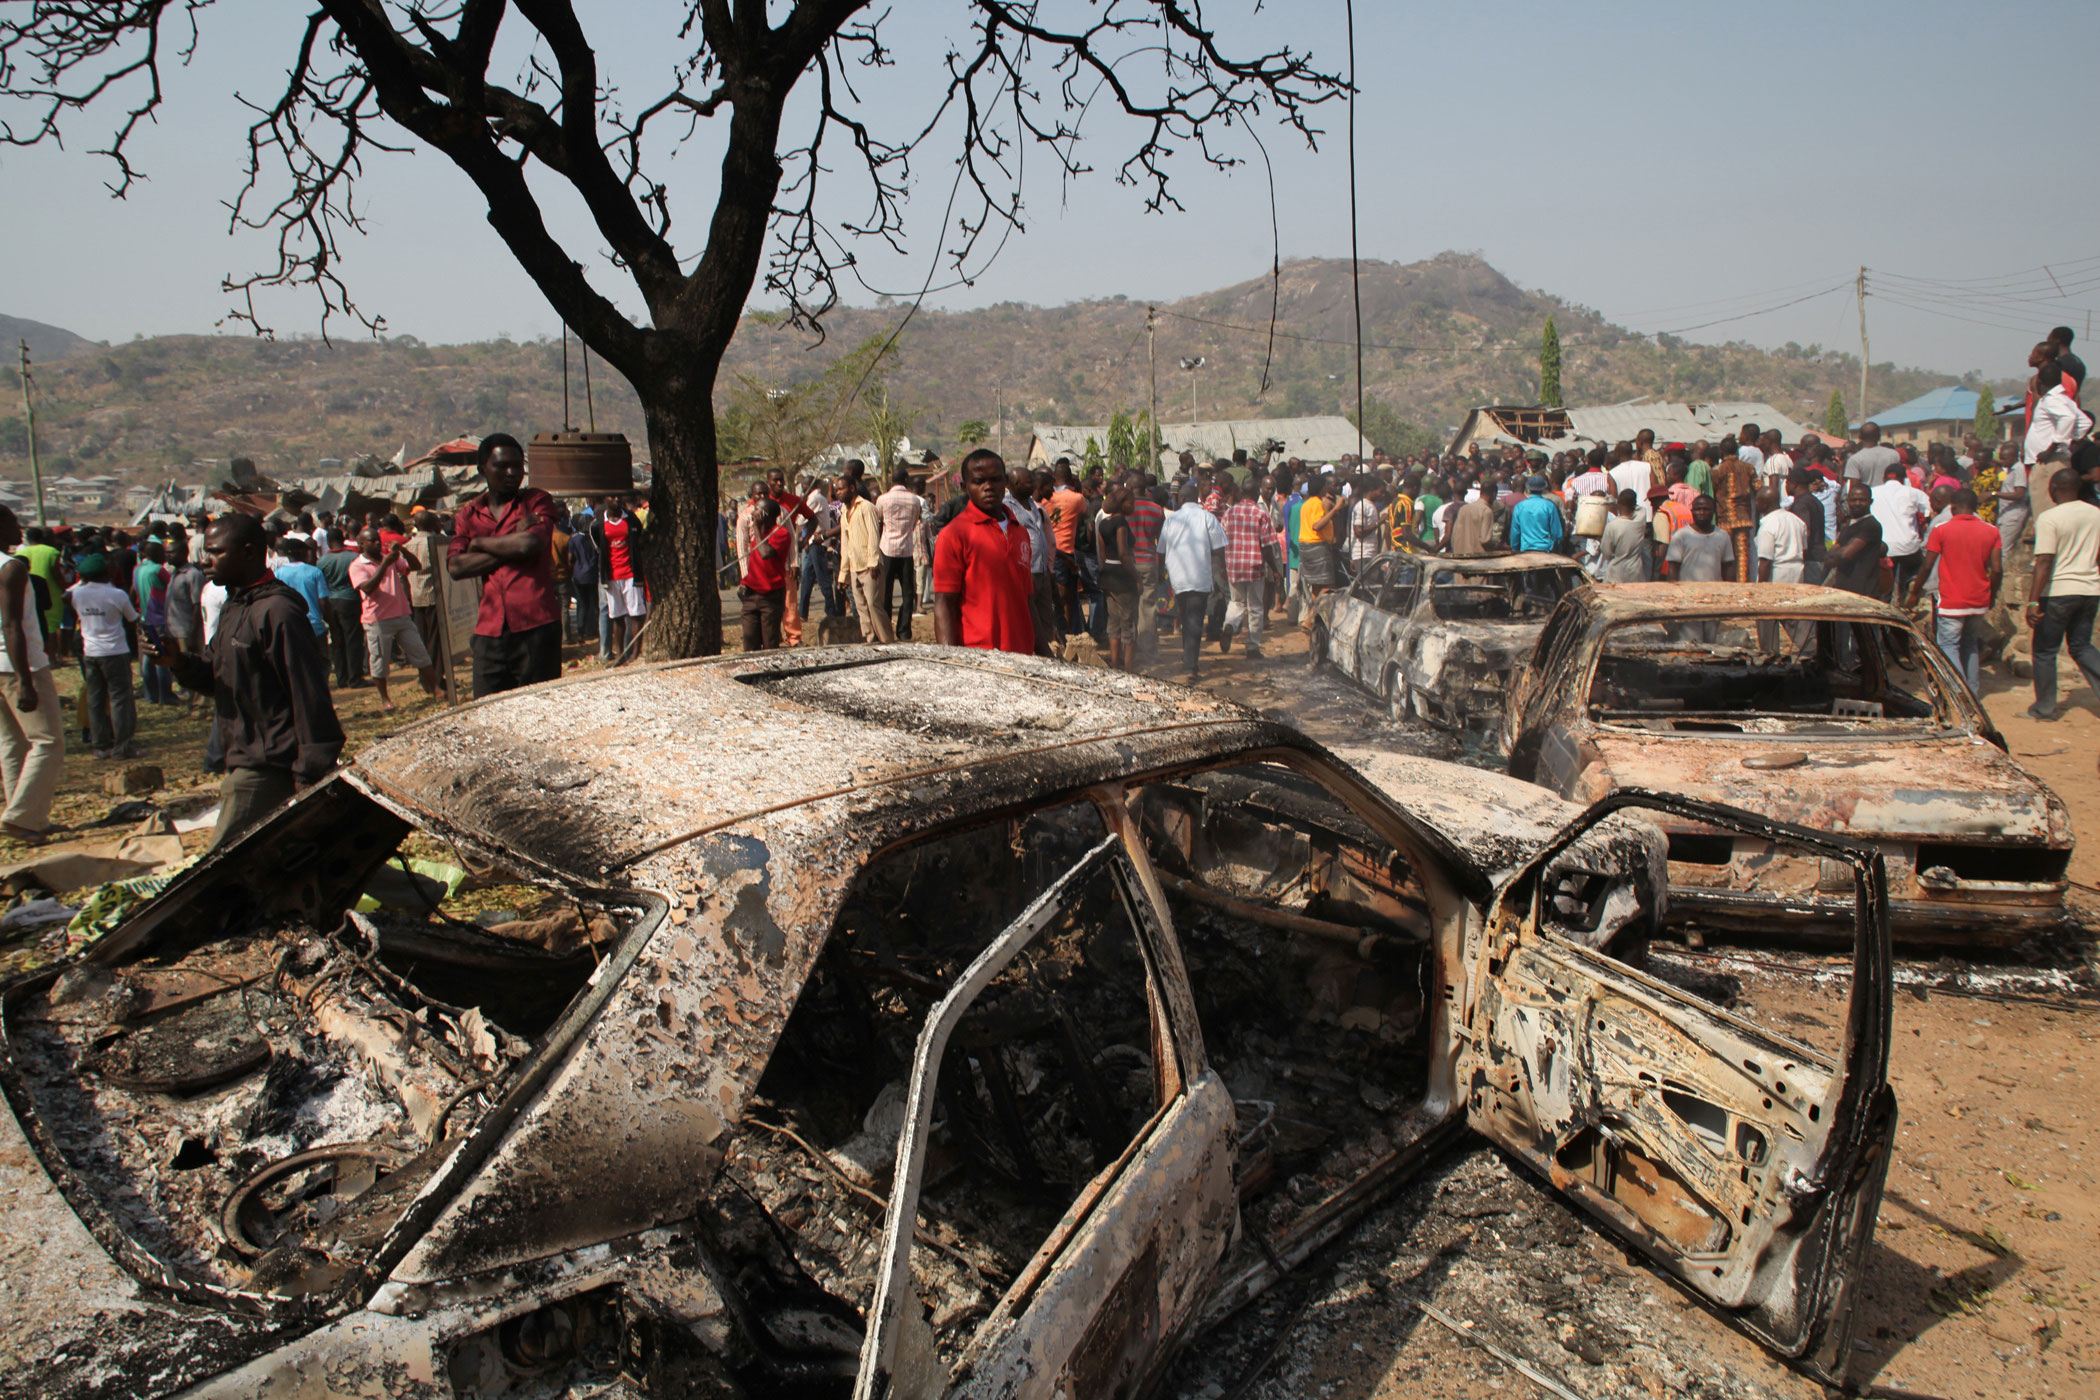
0;0;214;196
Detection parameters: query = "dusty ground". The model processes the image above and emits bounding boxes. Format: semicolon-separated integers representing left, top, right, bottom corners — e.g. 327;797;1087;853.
1144;618;2100;1400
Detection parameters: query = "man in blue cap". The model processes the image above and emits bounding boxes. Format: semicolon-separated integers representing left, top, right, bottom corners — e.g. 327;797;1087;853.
1510;474;1567;554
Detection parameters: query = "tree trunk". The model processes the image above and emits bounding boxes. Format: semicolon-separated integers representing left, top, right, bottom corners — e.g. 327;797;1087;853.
638;383;724;658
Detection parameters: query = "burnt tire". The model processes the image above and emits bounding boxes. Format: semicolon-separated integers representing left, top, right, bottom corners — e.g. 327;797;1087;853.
1309;624;1331;673
1383;667;1411;722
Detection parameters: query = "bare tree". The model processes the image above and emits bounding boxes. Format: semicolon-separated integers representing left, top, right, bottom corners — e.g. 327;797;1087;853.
2;1;1343;655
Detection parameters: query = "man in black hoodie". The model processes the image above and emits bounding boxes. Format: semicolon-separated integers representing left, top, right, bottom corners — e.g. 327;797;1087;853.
156;513;343;847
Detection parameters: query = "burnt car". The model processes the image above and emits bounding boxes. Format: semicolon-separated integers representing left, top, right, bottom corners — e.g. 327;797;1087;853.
1309;551;1585;732
0;647;1893;1399
1504;582;2073;944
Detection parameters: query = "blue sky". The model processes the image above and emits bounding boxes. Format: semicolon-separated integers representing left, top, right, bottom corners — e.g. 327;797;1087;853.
3;0;2095;380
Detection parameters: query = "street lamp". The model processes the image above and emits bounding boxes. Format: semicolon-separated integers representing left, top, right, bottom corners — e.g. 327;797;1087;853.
1178;356;1206;422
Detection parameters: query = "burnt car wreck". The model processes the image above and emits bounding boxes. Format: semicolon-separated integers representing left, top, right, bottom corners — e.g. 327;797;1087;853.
1310;551;1585;734
1504;583;2073;944
0;647;1894;1399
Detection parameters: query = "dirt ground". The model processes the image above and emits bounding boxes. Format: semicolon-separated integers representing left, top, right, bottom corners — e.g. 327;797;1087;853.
1145;618;2100;1400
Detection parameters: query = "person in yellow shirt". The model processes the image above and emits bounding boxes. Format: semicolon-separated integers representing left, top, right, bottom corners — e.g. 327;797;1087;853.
1297;473;1339;621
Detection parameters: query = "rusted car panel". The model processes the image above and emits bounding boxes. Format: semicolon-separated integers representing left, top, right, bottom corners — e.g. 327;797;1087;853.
1504;583;2073;943
1463;789;1895;1376
1311;551;1585;732
0;646;1892;1398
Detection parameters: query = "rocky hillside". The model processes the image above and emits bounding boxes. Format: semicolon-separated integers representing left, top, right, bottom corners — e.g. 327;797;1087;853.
1;253;1988;487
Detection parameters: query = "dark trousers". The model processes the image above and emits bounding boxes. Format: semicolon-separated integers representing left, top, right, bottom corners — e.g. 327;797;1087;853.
1889;550;1923;598
741;586;785;651
799;545;838;621
880;553;917;641
326;596;367;686
567;580;599;645
2033;595;2100;713
211;765;297;849
140;626;172;705
81;653;136;753
469;622;561;698
1175;591;1209;677
412;603;443;670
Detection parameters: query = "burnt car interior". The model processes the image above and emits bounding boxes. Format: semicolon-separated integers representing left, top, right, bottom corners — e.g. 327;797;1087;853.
1588;619;1955;733
1128;763;1437;1244
738;799;1160;1380
0;781;641;1303
1349;556;1422;614
1429;566;1582;622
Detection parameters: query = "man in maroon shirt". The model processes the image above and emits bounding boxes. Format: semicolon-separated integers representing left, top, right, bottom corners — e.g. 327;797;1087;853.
933;450;1034;654
446;433;561;697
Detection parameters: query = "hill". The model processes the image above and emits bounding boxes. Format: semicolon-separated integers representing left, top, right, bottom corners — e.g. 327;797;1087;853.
0;254;1995;491
1;314;97;364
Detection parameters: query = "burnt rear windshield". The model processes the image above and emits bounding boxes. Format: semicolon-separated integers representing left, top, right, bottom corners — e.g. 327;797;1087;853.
1428;567;1583;622
1587;616;1961;732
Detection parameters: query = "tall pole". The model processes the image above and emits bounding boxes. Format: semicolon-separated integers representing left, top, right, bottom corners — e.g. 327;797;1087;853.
17;342;45;526
1855;266;1870;429
994;382;1003;460
1147;306;1160;473
1190;363;1197;422
1345;0;1366;461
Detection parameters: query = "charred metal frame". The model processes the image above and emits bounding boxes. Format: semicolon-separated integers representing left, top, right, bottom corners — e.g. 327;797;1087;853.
1471;786;1894;1385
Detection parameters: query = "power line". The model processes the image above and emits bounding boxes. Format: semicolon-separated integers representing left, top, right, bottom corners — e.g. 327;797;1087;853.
1647;282;1853;336
1611;272;1856;320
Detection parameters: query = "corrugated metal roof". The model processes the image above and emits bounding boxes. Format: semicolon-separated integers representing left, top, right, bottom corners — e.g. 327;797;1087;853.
1029;414;1366;467
1851;386;1980;430
1558;399;1811;446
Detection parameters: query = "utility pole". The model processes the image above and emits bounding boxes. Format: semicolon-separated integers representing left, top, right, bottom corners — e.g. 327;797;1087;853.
1146;306;1160;473
1855;267;1870;428
994;382;1004;460
16;342;45;526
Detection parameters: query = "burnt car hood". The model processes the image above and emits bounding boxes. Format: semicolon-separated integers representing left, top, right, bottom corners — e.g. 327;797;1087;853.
1587;731;2071;844
0;1096;283;1400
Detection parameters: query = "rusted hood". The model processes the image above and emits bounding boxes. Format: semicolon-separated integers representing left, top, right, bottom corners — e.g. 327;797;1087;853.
1587;732;2072;844
0;1092;273;1399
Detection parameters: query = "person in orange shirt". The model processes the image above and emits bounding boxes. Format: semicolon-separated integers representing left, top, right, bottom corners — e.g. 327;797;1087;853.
1044;460;1088;639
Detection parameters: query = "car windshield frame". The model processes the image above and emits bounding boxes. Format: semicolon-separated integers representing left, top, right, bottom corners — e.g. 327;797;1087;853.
1579;611;1975;736
1426;564;1586;623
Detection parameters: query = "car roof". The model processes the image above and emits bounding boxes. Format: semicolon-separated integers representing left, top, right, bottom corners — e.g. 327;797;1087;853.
350;646;1477;888
1570;581;1916;624
1409;551;1583;575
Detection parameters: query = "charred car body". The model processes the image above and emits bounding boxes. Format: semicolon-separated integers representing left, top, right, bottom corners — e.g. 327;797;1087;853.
0;647;1894;1398
1505;582;2072;944
1310;551;1585;733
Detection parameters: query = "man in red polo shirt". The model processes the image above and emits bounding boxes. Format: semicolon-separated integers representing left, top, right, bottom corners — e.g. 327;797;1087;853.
1904;486;2002;694
445;432;561;696
933;449;1034;654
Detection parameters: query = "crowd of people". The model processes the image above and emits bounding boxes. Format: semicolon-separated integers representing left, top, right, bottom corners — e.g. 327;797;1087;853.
736;327;2098;724
3;324;2091;865
0;434;623;851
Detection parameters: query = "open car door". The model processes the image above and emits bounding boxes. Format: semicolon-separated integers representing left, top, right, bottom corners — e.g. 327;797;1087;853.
1456;789;1894;1384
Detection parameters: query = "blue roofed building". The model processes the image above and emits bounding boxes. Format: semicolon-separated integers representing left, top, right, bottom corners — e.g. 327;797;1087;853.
1852;385;2004;445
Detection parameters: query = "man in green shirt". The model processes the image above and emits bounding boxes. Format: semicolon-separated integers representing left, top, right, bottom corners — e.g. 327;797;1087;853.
15;526;62;657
